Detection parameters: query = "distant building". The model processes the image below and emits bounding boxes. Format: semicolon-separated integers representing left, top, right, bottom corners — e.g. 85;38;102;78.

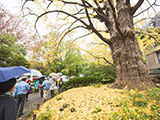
146;46;160;71
144;12;160;75
142;12;160;29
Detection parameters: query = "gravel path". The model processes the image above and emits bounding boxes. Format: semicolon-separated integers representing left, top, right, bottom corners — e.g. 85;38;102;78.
18;92;44;120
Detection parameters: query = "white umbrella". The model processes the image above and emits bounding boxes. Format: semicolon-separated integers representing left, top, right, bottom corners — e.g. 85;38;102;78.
49;73;59;80
23;69;42;81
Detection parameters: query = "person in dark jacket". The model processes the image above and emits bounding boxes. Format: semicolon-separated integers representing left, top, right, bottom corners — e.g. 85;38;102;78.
0;78;17;120
57;78;64;93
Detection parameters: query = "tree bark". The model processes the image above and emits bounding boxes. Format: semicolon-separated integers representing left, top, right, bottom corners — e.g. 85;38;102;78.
107;0;154;90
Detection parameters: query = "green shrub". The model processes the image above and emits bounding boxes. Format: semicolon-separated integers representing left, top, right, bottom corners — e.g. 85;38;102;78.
62;76;115;90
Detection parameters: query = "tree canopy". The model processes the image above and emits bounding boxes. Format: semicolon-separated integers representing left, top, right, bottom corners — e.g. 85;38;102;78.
0;33;30;67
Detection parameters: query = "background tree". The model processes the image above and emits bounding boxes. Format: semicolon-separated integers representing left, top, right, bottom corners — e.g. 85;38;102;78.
0;33;30;67
0;4;24;39
31;31;84;76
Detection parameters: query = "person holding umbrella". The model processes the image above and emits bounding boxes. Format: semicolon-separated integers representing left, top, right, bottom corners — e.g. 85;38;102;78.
13;77;30;116
0;66;30;120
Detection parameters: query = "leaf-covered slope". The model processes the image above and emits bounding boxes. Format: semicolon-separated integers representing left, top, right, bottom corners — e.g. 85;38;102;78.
35;85;160;120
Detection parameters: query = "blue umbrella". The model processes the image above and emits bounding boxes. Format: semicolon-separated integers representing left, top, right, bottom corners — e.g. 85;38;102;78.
0;66;30;82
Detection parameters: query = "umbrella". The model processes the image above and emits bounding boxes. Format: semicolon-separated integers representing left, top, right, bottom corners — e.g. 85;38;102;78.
49;73;59;80
0;66;30;82
39;75;48;80
23;69;42;77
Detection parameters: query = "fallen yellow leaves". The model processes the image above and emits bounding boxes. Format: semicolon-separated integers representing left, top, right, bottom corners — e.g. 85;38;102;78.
35;85;159;120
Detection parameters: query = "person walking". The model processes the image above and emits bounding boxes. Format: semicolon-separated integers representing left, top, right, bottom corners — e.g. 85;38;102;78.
58;78;64;93
34;79;39;93
26;79;31;102
39;80;44;98
49;78;57;98
0;78;17;120
13;77;30;117
42;78;50;102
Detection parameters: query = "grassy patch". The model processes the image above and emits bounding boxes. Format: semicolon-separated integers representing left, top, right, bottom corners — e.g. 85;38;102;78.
91;83;102;88
25;105;37;119
36;111;51;120
132;100;148;107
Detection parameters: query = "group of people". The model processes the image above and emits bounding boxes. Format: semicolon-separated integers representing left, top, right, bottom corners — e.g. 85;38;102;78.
0;75;64;120
40;76;64;102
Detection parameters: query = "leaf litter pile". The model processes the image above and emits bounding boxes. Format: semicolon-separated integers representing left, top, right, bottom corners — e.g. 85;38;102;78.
34;85;160;120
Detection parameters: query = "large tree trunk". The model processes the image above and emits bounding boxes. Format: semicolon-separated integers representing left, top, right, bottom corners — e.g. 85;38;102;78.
110;34;154;90
107;1;154;90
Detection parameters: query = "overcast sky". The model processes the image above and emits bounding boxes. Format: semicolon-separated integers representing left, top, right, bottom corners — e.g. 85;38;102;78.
0;0;159;34
0;0;21;14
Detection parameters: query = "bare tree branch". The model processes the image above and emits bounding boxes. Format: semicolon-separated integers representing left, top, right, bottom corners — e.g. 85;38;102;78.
34;10;89;34
69;32;94;48
146;33;160;45
82;49;115;67
146;0;156;14
22;12;38;17
81;0;93;26
90;42;108;46
46;1;53;9
133;0;157;17
51;0;89;8
134;17;151;25
58;25;87;48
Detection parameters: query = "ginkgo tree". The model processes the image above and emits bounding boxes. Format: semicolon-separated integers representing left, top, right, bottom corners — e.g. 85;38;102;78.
23;0;160;90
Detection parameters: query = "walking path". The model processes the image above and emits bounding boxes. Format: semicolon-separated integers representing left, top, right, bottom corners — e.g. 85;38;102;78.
18;92;43;120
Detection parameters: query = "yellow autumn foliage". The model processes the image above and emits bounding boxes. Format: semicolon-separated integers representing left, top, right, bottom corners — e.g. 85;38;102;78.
32;85;160;120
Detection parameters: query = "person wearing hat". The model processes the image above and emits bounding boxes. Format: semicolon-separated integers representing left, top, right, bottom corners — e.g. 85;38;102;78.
13;77;30;117
0;78;17;120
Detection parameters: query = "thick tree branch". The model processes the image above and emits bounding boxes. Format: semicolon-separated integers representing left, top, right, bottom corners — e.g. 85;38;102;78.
131;0;144;15
81;0;111;45
126;0;130;5
108;0;123;37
